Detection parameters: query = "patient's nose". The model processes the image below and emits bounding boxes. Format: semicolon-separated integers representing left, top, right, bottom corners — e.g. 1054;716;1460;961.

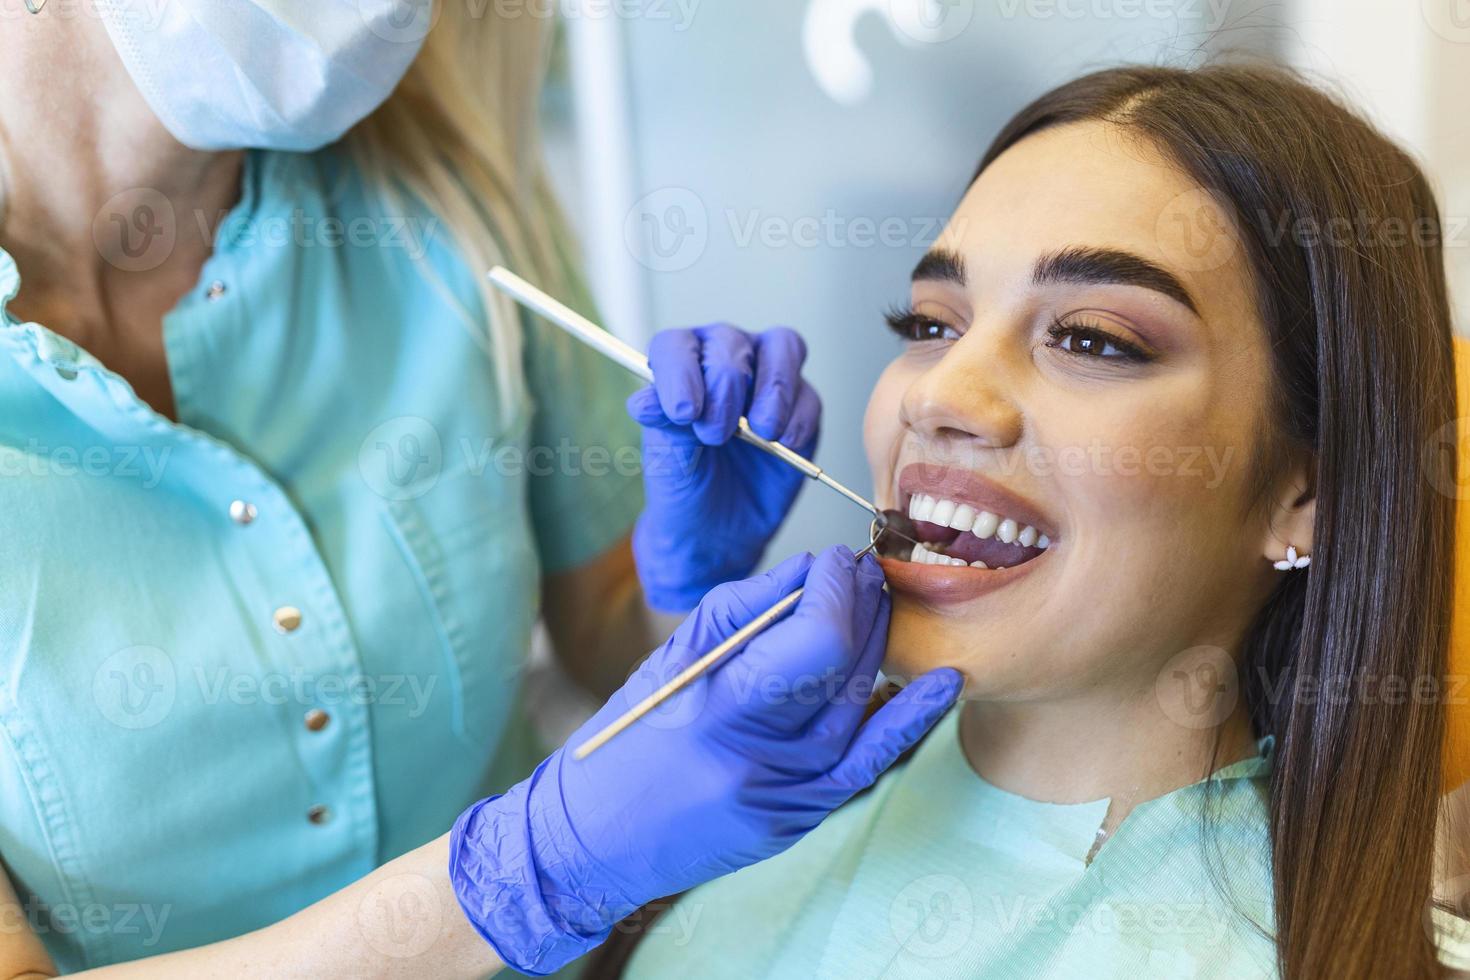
899;336;1024;454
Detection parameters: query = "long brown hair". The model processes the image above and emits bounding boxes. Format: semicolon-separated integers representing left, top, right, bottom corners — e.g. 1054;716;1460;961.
974;65;1458;977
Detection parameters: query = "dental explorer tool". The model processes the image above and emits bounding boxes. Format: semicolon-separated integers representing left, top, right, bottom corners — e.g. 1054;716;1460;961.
571;518;900;761
486;267;904;535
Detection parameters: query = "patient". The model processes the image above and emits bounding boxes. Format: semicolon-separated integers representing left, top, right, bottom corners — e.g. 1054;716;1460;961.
604;65;1466;978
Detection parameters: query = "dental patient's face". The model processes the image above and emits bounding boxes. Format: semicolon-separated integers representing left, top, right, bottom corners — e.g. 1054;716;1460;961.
865;121;1279;698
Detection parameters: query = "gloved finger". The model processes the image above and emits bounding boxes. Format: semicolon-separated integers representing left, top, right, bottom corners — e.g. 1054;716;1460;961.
779;382;822;457
690;324;755;446
814;565;891;732
729;547;883;700
648;328;705;425
818;667;964;797
627;385;677;428
746;328;807;440
680;550;814;649
595;552;816;736
783;555;887;714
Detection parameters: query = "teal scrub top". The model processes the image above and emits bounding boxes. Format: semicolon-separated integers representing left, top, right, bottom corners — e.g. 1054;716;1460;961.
0;148;643;971
625;709;1470;977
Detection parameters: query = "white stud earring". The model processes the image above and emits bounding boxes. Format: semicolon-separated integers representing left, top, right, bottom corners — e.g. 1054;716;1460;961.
24;0;47;12
1272;545;1311;571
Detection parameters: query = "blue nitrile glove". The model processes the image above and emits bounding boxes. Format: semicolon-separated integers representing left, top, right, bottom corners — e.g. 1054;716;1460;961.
629;324;822;612
449;547;963;976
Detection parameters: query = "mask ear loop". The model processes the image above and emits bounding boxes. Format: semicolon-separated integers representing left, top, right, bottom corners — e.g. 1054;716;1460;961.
24;0;47;12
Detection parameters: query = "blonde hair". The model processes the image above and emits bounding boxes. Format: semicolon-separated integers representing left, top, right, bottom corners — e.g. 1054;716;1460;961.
346;6;582;419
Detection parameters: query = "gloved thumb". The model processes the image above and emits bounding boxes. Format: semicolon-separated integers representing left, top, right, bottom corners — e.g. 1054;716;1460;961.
819;668;964;797
627;385;689;432
668;551;815;655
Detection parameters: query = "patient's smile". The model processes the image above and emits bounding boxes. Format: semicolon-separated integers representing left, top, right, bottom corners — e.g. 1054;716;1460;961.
878;463;1056;601
901;487;1051;569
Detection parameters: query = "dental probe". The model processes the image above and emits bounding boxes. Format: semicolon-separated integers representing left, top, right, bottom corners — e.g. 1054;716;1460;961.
486;267;895;530
571;523;892;761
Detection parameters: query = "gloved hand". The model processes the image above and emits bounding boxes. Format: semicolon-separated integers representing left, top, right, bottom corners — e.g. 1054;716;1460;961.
629;324;821;612
449;547;963;976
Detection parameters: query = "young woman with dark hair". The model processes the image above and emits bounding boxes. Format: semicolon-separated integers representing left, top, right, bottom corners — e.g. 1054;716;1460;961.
606;64;1468;979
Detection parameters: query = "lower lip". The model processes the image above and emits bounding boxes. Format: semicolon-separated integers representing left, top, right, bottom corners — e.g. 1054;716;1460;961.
878;551;1047;604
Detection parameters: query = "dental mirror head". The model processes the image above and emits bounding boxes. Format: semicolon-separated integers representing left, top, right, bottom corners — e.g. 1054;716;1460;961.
870;509;920;559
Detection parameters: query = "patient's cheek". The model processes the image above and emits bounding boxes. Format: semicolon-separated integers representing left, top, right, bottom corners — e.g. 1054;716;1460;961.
862;365;911;501
879;597;968;683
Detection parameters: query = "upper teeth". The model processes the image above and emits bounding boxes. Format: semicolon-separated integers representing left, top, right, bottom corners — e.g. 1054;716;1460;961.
908;494;1051;550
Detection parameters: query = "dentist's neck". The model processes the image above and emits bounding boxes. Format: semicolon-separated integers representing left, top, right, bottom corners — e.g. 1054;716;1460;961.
957;666;1257;846
0;12;241;307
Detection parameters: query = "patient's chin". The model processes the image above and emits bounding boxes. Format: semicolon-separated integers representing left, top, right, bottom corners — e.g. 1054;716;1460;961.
880;622;973;689
880;604;1016;696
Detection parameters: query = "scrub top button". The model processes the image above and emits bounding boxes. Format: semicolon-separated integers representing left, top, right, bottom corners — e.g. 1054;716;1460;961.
229;500;257;525
304;708;330;732
307;804;331;825
273;606;303;634
206;280;228;301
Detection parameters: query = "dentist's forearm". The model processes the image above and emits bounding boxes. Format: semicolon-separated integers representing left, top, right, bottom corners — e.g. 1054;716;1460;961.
64;836;504;980
544;535;663;699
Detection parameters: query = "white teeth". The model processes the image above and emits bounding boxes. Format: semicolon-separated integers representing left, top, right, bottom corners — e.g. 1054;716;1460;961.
910;543;926;563
972;510;999;538
971;560;988;569
903;493;1055;552
911;495;936;522
948;556;967;567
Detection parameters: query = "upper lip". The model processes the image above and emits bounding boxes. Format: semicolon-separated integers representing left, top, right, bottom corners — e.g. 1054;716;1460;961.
896;462;1057;539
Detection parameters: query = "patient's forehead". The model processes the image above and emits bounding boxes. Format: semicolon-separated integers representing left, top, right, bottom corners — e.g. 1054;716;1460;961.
932;120;1259;334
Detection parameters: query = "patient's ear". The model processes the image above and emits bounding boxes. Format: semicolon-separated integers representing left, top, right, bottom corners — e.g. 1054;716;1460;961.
1259;453;1316;566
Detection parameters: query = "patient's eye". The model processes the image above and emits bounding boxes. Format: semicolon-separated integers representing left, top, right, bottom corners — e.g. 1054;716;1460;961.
1045;317;1152;363
885;306;960;342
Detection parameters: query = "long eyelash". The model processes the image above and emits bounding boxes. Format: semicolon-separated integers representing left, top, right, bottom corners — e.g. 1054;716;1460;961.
1045;316;1152;363
884;304;919;337
885;305;954;342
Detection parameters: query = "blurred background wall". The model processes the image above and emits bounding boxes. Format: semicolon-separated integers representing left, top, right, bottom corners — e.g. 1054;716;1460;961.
538;0;1469;563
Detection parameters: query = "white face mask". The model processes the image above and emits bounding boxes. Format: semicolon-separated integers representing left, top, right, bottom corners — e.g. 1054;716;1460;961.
95;0;434;152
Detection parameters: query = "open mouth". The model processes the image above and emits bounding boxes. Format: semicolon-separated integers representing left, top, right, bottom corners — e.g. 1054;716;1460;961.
899;492;1051;570
882;464;1058;570
877;464;1057;603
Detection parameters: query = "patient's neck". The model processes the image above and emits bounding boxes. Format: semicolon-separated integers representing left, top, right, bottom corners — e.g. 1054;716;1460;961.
957;680;1257;847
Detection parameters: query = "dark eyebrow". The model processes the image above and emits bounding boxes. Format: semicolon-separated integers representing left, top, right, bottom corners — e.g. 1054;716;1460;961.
911;249;968;286
1032;246;1199;314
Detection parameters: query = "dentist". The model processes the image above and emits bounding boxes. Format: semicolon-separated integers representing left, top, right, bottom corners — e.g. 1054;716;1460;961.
0;1;960;977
